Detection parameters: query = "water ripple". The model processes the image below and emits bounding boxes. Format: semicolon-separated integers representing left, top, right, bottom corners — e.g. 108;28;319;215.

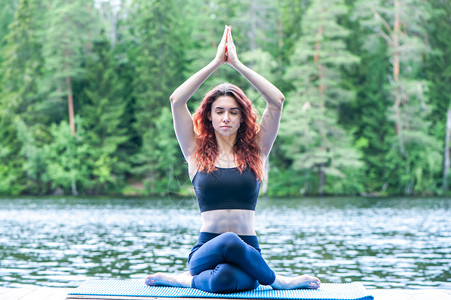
0;197;449;289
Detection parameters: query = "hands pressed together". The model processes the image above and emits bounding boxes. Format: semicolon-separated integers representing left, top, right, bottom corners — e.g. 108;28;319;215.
215;25;239;67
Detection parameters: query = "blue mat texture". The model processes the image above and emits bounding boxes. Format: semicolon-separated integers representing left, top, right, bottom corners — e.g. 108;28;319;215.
69;279;374;300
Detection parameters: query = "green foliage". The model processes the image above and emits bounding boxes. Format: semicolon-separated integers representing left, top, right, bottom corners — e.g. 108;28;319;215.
0;0;15;47
280;0;363;194
0;0;450;196
348;26;393;193
41;119;90;194
127;0;189;195
426;0;451;141
14;116;49;194
0;0;44;120
0;115;25;195
39;0;100;123
147;107;187;194
353;0;442;195
267;167;308;197
42;118;116;195
78;35;132;192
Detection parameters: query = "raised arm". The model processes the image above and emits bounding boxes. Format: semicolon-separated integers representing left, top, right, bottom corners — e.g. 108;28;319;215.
225;29;285;159
170;26;229;160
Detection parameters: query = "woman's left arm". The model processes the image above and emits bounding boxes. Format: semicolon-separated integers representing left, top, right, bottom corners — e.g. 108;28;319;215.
226;29;284;159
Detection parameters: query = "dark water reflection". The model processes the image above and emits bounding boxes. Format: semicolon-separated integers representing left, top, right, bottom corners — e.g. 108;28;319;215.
0;196;449;289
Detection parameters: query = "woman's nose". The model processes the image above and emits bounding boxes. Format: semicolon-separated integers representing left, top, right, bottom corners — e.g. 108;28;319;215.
223;113;230;123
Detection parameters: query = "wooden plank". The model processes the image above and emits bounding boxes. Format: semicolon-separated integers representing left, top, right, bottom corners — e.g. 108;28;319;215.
14;287;54;300
19;287;73;300
0;286;41;300
371;289;451;300
0;287;13;296
0;287;73;300
44;288;74;300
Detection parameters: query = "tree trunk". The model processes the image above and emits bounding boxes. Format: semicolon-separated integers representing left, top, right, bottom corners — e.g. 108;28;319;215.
148;170;155;194
66;76;75;135
318;163;325;195
315;16;326;196
71;178;78;196
393;0;404;154
443;109;451;190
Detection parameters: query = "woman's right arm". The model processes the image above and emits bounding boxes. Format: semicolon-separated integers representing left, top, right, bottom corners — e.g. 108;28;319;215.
170;26;229;160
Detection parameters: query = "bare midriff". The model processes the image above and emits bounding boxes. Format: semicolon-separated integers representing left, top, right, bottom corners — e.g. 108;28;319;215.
200;209;256;236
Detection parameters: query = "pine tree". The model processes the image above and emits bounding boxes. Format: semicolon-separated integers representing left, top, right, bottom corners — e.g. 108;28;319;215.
354;40;393;194
0;0;47;194
354;0;442;194
426;0;451;191
0;0;15;50
41;118;91;195
277;0;308;78
280;0;363;195
0;0;44;122
0;114;25;195
77;35;131;193
40;0;100;134
344;0;394;194
129;0;188;194
14;116;49;194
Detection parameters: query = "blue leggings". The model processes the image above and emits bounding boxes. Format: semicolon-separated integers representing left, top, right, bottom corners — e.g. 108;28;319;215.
188;232;276;293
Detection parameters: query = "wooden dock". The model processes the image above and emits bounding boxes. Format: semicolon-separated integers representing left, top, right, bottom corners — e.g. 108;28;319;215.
0;287;450;300
0;286;72;300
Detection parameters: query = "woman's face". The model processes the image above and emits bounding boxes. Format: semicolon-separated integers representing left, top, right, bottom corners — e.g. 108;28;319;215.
209;95;243;137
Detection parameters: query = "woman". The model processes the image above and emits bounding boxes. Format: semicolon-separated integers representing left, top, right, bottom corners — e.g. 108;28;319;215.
145;25;320;293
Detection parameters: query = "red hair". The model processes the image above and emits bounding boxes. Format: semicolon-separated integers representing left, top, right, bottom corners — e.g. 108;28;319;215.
192;83;263;180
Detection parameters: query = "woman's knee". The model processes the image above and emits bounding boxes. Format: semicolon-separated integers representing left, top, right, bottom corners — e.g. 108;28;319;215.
218;232;247;255
209;264;257;293
208;264;236;293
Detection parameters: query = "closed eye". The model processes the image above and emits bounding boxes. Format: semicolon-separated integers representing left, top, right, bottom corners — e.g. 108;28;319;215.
214;107;240;115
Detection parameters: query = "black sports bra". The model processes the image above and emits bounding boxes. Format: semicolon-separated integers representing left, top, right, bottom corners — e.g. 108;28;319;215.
192;167;261;213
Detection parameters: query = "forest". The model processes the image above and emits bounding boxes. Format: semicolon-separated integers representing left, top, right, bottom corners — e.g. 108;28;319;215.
0;0;450;197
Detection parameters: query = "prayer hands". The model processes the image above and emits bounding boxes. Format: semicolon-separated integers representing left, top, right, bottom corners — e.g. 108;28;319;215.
215;25;239;67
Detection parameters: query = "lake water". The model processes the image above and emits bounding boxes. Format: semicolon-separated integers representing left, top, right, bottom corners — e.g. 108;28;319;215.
0;196;449;289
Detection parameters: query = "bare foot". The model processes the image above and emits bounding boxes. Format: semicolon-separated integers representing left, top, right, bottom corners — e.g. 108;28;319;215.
271;274;321;290
145;271;193;288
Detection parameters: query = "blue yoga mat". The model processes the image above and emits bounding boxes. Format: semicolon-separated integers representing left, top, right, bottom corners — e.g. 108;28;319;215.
68;279;374;300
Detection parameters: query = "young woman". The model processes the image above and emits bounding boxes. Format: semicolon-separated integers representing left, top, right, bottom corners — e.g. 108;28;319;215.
145;25;320;293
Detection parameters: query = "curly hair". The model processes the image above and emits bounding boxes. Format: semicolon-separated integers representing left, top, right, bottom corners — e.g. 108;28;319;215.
192;83;263;180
